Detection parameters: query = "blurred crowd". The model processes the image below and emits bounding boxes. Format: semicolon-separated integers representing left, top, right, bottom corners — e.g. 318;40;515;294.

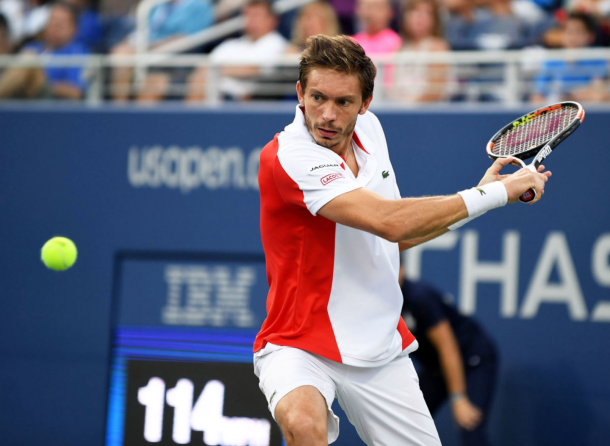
0;0;608;102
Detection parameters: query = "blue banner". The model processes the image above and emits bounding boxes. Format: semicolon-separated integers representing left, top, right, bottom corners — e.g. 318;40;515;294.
0;104;608;446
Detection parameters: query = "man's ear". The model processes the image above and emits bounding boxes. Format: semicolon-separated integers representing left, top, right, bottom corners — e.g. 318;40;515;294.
296;81;304;106
359;96;373;115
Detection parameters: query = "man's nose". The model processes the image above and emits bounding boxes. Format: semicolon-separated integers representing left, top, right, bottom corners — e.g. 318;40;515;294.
322;102;337;122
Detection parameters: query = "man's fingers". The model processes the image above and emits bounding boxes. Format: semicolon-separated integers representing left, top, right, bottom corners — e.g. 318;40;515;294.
502;163;552;203
530;172;548;204
489;157;513;173
535;165;551;178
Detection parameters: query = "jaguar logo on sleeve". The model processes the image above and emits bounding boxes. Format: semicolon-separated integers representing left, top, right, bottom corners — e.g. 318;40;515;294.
309;163;341;175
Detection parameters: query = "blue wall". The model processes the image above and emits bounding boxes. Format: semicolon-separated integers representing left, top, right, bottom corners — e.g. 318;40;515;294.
1;105;608;446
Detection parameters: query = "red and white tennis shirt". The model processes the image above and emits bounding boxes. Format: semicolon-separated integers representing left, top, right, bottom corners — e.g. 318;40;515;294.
253;105;416;367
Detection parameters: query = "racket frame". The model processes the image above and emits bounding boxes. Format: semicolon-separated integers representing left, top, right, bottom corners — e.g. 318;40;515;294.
486;101;584;169
485;101;584;202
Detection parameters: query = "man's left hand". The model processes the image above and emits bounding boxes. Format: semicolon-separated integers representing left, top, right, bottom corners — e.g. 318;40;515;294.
478;158;548;187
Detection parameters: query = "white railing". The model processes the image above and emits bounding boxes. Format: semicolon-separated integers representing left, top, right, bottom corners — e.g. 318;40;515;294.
0;48;608;105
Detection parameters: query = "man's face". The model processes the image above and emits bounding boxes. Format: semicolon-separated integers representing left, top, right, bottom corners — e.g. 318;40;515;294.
356;0;393;35
244;4;277;40
45;6;76;48
297;69;372;151
562;19;594;49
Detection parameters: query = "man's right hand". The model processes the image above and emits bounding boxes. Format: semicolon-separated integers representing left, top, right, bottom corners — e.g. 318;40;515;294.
500;164;552;205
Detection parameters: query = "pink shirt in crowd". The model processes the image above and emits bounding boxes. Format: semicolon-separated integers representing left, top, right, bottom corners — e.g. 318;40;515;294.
352;28;402;55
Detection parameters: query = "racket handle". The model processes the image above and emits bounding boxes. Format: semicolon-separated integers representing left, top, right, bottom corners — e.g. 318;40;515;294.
519;188;537;203
519;164;538;203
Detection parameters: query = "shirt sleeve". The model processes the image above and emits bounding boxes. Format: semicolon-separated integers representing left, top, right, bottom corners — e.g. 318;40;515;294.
275;144;362;216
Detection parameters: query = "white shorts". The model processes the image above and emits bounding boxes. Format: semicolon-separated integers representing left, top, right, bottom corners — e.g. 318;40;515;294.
253;343;441;446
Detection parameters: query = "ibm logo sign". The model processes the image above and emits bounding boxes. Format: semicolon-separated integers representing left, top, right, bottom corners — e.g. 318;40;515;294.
162;265;257;327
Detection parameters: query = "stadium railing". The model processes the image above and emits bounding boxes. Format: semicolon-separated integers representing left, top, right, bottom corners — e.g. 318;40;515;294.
0;48;608;105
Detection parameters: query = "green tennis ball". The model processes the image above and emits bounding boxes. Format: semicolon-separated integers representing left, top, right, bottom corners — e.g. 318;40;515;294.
41;237;78;271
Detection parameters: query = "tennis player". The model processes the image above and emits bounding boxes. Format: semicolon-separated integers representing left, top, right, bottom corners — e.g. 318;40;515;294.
253;35;550;446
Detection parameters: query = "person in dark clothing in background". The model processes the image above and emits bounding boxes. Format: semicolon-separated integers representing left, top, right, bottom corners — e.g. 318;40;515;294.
399;267;499;446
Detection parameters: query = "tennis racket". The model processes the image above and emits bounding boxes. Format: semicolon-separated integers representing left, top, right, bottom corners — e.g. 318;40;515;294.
486;101;585;203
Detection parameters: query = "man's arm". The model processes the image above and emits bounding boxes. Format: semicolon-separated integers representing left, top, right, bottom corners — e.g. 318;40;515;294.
427;320;483;431
318;158;550;244
319;191;467;243
399;229;448;251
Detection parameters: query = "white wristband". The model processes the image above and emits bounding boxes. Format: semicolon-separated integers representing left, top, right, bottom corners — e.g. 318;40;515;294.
449;182;507;230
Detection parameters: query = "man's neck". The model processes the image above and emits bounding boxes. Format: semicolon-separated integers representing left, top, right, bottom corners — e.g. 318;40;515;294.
329;133;353;158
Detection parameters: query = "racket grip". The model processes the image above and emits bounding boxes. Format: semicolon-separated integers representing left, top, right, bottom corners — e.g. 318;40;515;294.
519;188;537;203
519;164;538;203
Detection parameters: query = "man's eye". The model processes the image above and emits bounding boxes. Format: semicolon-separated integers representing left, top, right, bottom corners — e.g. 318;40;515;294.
313;95;321;101
340;100;350;106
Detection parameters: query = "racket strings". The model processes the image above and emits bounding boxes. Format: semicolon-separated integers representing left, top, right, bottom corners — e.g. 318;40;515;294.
493;106;578;157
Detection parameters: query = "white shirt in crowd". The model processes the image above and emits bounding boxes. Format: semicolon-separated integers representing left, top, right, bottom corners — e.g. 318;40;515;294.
210;30;287;98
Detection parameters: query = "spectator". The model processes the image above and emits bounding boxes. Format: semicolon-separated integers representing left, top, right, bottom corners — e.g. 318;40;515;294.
64;0;103;51
532;12;609;102
399;272;499;446
0;1;88;100
100;0;139;17
567;0;610;45
445;0;529;50
470;0;529;50
444;0;476;50
98;0;137;52
110;0;215;101
0;0;52;45
0;0;22;44
185;0;287;102
216;0;248;21
330;0;357;34
569;0;610;19
391;0;450;102
286;0;339;53
0;12;12;55
0;11;11;80
352;0;402;55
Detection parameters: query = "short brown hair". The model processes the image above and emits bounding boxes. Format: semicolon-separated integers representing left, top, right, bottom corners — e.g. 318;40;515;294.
299;35;377;101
